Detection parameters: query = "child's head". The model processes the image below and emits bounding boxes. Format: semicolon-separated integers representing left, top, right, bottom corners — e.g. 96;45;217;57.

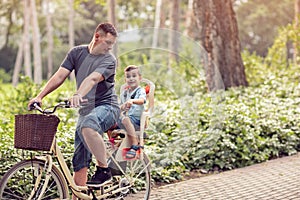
124;65;142;89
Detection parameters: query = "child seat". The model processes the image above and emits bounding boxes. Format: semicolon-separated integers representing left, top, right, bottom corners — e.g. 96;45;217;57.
114;78;155;161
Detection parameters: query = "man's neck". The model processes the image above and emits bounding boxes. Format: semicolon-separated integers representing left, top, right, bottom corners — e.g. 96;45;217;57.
88;42;95;54
88;42;101;55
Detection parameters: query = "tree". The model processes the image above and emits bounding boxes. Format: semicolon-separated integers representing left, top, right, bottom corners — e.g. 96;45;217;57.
294;0;300;64
235;0;293;57
108;0;117;56
152;0;162;48
24;0;31;79
30;0;42;84
46;0;54;79
12;0;31;86
193;0;248;91
168;0;180;64
12;38;23;86
69;0;75;80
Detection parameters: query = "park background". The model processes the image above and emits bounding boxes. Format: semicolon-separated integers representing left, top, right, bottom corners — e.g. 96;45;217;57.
0;0;300;184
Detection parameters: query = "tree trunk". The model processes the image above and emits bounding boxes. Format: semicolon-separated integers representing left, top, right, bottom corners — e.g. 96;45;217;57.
69;0;75;80
193;0;248;91
13;0;31;85
184;0;193;37
68;0;75;48
30;0;42;84
24;0;31;78
46;0;53;79
168;0;180;64
107;0;117;56
12;39;23;86
294;0;300;65
152;0;162;48
159;0;166;29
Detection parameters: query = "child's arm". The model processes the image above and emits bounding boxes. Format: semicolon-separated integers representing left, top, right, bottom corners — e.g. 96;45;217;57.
121;98;145;111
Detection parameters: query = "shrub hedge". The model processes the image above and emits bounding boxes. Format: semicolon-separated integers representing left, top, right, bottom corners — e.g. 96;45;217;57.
0;57;299;184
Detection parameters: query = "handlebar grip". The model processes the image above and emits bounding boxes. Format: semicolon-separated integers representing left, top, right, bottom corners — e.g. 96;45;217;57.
29;102;41;111
64;100;71;108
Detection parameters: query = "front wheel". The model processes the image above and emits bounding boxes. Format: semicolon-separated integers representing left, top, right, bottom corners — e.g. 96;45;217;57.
0;158;69;200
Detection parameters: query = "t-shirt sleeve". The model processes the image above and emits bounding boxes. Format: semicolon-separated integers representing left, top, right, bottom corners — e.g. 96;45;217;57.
61;48;76;72
137;88;147;103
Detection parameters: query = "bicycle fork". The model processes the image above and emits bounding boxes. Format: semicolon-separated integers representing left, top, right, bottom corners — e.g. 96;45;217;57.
28;155;53;200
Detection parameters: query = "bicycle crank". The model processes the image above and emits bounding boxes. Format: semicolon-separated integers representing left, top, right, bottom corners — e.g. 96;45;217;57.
119;178;130;194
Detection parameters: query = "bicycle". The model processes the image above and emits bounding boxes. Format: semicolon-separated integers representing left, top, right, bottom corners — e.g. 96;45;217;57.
0;78;155;200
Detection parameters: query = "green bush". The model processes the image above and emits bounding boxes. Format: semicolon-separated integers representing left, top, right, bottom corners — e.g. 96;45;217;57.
0;51;300;184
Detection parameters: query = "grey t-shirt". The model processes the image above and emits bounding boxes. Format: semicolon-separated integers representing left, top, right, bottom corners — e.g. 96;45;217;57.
61;45;119;114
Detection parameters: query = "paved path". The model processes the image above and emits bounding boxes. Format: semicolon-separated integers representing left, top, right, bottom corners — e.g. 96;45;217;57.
150;153;300;200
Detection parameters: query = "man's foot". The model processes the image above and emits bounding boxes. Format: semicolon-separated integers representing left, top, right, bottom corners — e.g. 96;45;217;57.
86;166;112;187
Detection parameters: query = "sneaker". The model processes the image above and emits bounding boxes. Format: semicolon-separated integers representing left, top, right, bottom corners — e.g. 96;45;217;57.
86;166;112;187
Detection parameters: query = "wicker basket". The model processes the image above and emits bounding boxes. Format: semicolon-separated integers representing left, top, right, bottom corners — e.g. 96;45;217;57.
14;114;60;151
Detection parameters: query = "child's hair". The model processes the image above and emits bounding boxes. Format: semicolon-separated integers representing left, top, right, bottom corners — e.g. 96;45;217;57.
124;65;141;75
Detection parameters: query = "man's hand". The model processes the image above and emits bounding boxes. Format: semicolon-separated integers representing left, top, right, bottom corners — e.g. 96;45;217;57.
28;97;42;110
69;93;88;107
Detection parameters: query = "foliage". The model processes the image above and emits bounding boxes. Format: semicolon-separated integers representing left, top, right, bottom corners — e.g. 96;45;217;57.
146;73;300;182
235;0;293;56
1;50;300;184
1;25;300;182
265;21;300;71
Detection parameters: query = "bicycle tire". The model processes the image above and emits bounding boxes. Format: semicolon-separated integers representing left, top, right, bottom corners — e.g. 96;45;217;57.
108;152;151;200
0;158;69;200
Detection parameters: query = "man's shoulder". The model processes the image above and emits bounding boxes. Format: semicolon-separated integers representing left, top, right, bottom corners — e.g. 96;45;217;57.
102;53;117;62
70;45;88;53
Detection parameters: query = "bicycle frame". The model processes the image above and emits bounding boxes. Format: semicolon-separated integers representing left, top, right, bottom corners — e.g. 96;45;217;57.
32;134;150;200
21;79;155;199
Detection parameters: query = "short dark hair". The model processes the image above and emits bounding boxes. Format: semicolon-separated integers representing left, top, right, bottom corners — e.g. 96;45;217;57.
95;23;118;37
124;65;141;75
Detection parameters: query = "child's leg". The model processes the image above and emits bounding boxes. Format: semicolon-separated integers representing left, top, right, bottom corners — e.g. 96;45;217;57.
121;116;141;158
121;116;138;146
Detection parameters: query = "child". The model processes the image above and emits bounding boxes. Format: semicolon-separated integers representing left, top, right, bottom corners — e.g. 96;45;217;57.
118;65;147;159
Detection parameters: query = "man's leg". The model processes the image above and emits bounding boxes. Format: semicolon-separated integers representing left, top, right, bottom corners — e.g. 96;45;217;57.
72;167;88;200
81;127;112;187
81;127;107;166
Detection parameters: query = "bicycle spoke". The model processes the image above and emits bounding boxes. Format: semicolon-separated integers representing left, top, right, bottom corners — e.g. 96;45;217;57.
3;188;24;200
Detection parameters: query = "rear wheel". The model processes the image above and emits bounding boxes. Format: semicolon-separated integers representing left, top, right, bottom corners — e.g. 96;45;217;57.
0;159;69;200
107;153;151;200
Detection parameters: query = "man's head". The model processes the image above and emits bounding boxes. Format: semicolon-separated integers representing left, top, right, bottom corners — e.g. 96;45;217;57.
94;23;118;37
91;22;117;54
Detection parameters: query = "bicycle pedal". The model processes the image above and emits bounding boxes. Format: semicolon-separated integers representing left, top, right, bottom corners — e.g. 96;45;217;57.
87;186;101;190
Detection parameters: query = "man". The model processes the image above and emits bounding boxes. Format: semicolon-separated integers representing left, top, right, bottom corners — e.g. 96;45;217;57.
28;23;120;192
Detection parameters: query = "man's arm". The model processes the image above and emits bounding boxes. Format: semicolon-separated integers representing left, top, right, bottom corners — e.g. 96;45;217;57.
28;67;71;108
70;71;104;107
37;67;71;99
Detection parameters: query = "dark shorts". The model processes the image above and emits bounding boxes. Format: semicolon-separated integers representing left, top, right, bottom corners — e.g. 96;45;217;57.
72;104;120;172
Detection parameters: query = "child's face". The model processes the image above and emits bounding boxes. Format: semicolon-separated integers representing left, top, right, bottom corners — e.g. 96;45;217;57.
125;69;141;89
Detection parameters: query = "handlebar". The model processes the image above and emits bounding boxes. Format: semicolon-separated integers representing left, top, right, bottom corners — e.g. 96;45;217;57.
29;100;70;114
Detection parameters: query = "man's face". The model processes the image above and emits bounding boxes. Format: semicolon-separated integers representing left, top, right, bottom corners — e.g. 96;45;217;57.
95;33;116;54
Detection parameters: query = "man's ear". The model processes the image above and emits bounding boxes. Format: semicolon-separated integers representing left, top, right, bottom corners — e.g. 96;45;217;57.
95;33;100;40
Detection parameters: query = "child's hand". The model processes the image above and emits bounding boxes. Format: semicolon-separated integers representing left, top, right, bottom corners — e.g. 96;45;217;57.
124;100;134;110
